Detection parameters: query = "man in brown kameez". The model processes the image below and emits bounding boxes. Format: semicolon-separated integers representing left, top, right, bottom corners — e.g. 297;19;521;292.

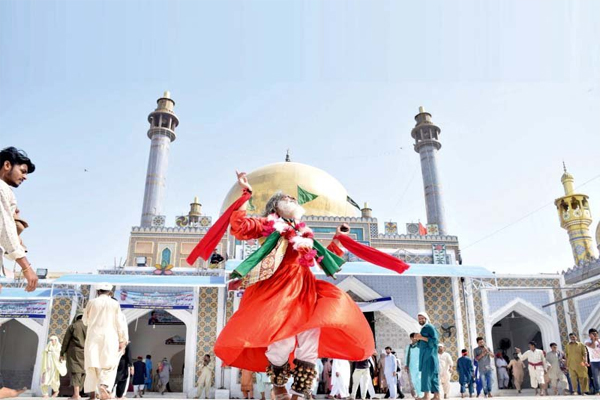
61;312;88;400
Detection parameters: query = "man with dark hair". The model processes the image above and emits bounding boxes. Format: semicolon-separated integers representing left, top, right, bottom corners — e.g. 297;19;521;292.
0;146;37;292
566;333;589;395
209;250;224;269
405;333;423;399
61;312;87;400
474;337;494;398
585;328;600;394
415;312;439;400
516;341;547;395
383;347;398;399
547;342;568;395
132;356;146;398
196;354;212;399
457;349;474;398
507;354;525;393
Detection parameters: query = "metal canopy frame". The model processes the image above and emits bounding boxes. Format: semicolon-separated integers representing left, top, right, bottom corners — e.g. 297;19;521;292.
462;276;499;297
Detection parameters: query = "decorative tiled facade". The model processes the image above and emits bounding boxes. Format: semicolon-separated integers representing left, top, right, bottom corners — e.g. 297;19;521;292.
552;287;570;348
374;312;410;352
48;297;72;340
471;277;570;346
423;277;459;358
457;281;470;353
487;290;552;316
568;298;579;335
575;293;600;326
195;287;219;384
471;283;486;343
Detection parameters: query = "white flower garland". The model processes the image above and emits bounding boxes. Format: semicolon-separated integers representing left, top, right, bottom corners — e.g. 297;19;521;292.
266;213;314;251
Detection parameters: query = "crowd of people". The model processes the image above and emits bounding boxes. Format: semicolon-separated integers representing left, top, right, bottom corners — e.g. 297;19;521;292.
476;329;600;397
6;154;600;400
32;283;179;400
431;329;600;398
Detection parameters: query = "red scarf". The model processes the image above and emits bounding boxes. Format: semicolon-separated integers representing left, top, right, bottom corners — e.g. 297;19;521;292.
333;234;409;274
186;189;252;265
187;188;410;276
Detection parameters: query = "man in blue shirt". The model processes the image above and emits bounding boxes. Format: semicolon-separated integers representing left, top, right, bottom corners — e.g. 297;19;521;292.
143;355;152;394
457;349;474;398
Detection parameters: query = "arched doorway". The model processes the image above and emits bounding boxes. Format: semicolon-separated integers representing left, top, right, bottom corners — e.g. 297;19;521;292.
488;298;559;391
0;319;39;389
125;310;188;393
492;312;542;389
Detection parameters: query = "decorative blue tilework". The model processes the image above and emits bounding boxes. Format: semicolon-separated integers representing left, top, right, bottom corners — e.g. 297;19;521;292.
317;275;419;317
487;290;552;316
576;293;600;325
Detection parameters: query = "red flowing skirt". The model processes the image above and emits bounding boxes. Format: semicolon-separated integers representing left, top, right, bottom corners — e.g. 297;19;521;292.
214;252;375;371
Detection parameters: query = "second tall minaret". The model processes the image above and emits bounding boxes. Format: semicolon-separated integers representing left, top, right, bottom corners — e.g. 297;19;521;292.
554;165;597;265
140;91;179;227
411;106;448;235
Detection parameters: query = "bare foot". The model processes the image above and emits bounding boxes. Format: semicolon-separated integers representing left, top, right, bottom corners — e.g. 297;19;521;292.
0;387;27;399
99;386;112;400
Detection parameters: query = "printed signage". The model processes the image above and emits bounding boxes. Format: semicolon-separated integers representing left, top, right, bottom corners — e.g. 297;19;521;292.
0;300;48;319
115;289;194;310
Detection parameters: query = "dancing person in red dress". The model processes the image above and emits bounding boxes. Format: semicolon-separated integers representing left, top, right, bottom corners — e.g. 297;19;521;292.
187;171;409;400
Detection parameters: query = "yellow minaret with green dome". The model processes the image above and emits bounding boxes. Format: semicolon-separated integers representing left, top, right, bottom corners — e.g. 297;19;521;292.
554;164;597;265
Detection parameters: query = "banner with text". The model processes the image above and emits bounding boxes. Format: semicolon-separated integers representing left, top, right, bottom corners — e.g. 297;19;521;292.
115;289;194;310
0;300;48;319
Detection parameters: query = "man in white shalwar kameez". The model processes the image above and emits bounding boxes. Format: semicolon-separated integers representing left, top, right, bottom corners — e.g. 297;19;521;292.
330;359;351;398
437;344;453;399
384;347;398;399
516;341;548;396
83;283;128;400
196;354;212;399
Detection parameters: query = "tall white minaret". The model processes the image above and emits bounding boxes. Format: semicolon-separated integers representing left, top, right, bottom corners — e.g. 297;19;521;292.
140;91;179;227
411;106;448;235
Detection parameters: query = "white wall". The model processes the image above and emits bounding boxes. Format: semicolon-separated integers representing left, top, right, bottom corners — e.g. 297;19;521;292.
127;318;186;374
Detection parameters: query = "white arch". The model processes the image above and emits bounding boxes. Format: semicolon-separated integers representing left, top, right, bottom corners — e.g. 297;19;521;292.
488;298;561;350
122;308;196;394
335;276;422;333
0;317;46;394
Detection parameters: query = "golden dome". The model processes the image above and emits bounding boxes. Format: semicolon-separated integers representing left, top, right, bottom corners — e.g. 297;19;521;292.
561;171;574;183
220;162;360;217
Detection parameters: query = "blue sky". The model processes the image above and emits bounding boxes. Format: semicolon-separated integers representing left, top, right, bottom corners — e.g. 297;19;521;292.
1;0;599;274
